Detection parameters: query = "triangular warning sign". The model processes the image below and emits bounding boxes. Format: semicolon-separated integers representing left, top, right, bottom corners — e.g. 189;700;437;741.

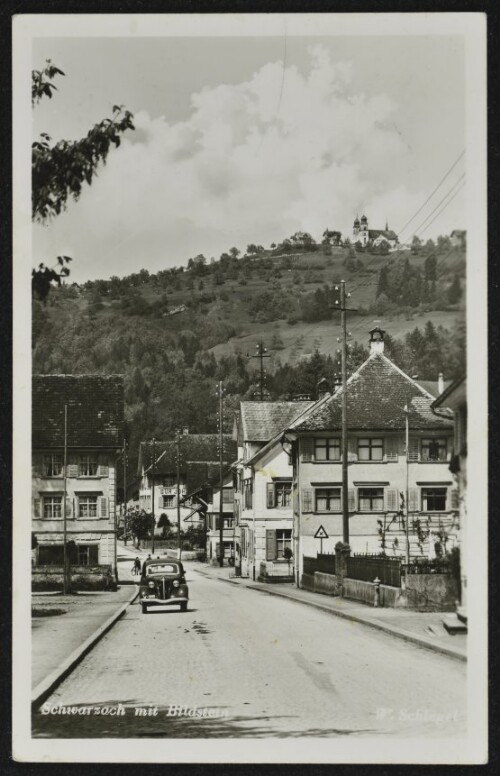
314;525;329;539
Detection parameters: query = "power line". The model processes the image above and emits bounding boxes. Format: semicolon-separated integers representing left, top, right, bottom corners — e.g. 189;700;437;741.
412;174;465;239
396;149;465;240
415;181;466;239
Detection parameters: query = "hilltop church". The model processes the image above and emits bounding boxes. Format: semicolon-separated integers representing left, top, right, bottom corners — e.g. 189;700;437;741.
353;214;398;249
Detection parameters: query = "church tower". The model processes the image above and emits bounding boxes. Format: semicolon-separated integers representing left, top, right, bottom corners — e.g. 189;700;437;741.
353;215;360;242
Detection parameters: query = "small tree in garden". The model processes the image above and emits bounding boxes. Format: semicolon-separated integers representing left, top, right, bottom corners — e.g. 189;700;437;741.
283;546;293;575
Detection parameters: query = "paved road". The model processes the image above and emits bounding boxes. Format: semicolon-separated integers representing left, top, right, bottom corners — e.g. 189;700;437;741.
33;565;466;738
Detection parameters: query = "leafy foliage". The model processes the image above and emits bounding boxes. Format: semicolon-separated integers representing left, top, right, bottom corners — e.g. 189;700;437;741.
33;104;135;222
31;60;134;300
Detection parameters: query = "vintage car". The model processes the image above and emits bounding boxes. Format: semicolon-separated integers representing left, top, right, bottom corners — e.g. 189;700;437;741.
139;559;189;613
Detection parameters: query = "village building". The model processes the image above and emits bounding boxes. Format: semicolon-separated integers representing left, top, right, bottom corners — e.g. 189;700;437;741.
205;471;236;564
432;375;467;626
285;328;459;582
233;400;313;580
32;375;124;584
322;228;342;246
353;214;399;249
137;433;236;535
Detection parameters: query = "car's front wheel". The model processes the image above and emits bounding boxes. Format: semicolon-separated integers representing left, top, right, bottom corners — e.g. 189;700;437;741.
180;602;188;612
141;603;148;614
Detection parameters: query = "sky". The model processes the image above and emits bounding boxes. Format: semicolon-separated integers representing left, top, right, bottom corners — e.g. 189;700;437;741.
32;33;466;282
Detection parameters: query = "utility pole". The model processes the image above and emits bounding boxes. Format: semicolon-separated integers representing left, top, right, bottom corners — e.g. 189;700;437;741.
176;430;182;560
123;438;128;546
333;280;356;546
151;437;156;555
404;405;410;565
340;281;349;544
217;381;224;567
62;403;68;595
248;341;270;400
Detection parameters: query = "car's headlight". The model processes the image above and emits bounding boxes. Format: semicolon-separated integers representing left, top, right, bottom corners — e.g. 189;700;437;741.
173;580;180;588
148;581;155;588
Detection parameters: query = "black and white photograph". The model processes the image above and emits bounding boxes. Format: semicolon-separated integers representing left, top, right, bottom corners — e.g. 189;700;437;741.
12;12;487;764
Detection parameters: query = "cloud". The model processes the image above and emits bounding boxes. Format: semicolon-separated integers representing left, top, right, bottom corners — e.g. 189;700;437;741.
33;45;460;280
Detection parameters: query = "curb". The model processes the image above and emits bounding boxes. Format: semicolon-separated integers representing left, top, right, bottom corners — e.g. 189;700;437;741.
193;568;467;663
32;586;139;710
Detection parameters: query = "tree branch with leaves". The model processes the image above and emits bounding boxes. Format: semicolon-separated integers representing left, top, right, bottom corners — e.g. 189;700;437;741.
32;60;134;300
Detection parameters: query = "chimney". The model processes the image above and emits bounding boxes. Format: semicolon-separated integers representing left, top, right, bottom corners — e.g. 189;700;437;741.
317;377;330;400
438;372;444;394
369;326;385;354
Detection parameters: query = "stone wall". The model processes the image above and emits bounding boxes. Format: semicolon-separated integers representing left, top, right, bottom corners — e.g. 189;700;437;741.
343;577;400;607
32;564;116;592
399;573;459;612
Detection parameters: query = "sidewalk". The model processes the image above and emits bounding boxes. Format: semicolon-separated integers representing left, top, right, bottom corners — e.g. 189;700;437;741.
191;562;467;662
32;585;137;693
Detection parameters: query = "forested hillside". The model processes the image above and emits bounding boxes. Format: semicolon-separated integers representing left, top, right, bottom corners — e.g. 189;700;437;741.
33;237;466;476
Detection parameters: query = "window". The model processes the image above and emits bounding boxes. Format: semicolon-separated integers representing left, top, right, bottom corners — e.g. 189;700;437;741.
275;481;292;508
358;439;384;461
243;479;253;510
276;529;292;559
79;455;98;476
43;496;62;519
162;495;174;508
215;516;234;530
358;487;384;511
315;488;341;512
421;439;447;462
43;454;63;477
315;438;340;461
38;545;64;565
422;487;447;512
162;475;175;487
222;488;234;504
77;544;99;565
78;495;98;518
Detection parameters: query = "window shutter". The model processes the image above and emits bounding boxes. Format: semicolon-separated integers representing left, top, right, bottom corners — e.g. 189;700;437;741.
266;529;277;561
301;438;314;463
67;464;79;478
386;488;398;511
98;458;109;477
348;489;356;512
348;437;357;461
32;454;43;477
266;483;275;509
65;497;72;518
408;488;419;513
408;438;419;462
100;497;108;517
450;488;459;510
33;498;41;518
301;488;313;513
385;437;398;461
89;545;99;565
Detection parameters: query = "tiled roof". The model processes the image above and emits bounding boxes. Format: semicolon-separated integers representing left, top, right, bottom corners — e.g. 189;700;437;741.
291;353;453;432
368;229;398;241
139;435;236;476
240;401;314;442
32;375;124;448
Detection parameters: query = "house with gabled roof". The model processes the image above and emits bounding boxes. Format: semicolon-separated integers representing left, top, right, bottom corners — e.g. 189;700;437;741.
137;433;236;535
32;375;124;585
232;400;313;579
284;328;459;581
